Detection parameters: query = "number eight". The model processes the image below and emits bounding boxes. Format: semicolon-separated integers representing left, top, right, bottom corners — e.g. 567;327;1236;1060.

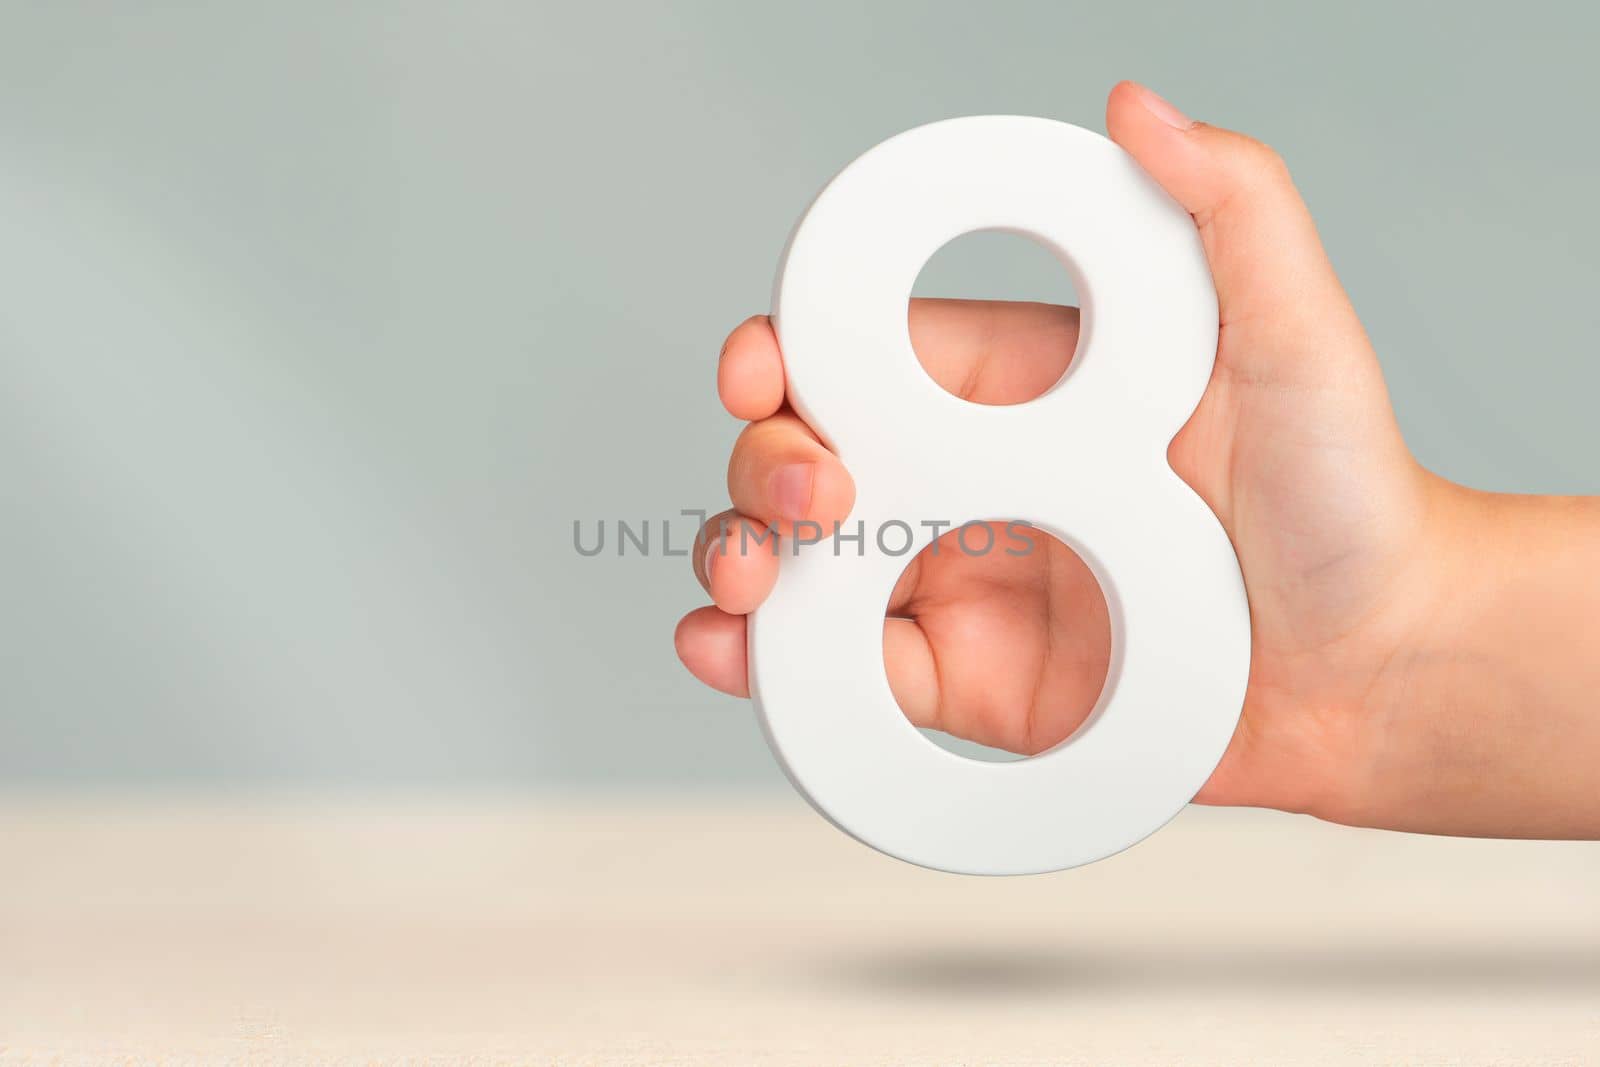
748;117;1251;875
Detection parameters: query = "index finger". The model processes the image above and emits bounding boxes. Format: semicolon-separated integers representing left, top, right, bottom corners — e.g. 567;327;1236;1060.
716;301;1081;422
717;316;785;421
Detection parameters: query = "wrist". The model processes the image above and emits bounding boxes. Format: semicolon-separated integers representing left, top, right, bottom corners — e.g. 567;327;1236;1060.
1292;469;1473;826
1338;479;1600;836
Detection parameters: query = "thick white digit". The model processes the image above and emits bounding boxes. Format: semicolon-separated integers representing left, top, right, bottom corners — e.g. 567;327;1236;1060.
748;117;1250;875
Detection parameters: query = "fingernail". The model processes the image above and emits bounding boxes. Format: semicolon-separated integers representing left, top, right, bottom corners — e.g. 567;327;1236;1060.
703;535;724;583
1136;84;1193;130
769;463;814;522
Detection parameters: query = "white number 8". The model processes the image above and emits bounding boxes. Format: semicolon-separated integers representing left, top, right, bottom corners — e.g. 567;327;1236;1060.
748;117;1251;875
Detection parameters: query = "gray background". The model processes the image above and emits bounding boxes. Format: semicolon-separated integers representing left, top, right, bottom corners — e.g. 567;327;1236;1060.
2;2;1596;787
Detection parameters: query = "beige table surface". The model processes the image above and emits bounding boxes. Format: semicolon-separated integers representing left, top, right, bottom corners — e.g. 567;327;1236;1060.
1;794;1597;1065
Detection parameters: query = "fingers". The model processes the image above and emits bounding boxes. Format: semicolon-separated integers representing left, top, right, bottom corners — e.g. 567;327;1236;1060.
676;606;946;712
884;617;940;730
1104;81;1365;379
716;301;1082;420
691;509;780;616
909;299;1080;404
673;606;749;697
717;316;785;421
728;412;855;533
699;299;1087;715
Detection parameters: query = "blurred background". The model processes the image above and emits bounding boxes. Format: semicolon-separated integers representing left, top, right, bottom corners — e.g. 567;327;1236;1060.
4;1;1598;790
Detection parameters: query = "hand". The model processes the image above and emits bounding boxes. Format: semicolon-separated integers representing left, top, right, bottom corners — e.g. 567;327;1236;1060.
676;82;1600;839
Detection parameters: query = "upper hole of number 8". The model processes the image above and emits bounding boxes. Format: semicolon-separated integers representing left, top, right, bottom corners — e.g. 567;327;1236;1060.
908;230;1084;407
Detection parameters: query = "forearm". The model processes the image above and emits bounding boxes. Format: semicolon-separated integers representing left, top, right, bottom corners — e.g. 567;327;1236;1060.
1353;485;1600;837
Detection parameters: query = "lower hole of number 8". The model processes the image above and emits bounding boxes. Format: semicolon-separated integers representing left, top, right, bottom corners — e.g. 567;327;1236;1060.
882;522;1112;762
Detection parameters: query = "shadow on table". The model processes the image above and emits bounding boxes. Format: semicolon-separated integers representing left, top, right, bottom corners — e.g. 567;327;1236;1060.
802;942;1600;998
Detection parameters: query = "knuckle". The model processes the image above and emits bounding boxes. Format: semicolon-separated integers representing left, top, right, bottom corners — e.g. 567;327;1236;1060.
1240;135;1291;186
1205;125;1291;190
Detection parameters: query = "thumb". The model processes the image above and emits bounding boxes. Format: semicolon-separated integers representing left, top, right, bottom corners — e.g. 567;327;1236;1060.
1105;81;1364;372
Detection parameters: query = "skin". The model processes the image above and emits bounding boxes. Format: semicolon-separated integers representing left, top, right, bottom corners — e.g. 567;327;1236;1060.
676;82;1600;840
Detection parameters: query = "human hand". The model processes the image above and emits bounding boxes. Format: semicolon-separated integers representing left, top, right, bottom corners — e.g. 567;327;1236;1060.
676;82;1600;839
